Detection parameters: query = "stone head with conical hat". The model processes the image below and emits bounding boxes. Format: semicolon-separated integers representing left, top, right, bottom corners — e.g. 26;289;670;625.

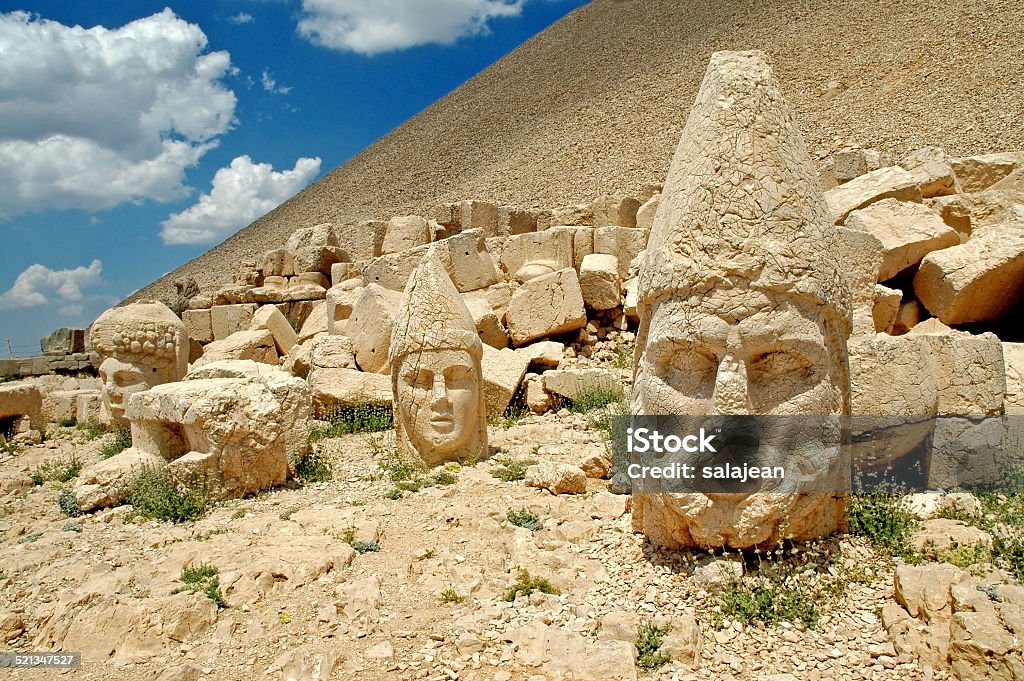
90;300;189;425
390;250;487;465
630;51;853;549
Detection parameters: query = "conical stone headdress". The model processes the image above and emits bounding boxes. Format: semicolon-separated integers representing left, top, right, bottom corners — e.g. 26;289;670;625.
389;249;482;366
636;50;851;334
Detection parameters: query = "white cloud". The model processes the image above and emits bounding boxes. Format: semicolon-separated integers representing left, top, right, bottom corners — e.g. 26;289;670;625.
298;0;525;55
161;155;321;245
261;69;293;95
0;260;103;310
228;12;255;25
0;9;237;217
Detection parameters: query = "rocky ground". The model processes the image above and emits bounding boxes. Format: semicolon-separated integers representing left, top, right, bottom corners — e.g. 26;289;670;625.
4;402;1002;680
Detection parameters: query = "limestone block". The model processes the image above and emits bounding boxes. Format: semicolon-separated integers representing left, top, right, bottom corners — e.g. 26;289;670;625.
41;328;86;355
460;200;499;237
497;206;539;237
74;448;166;512
76;390;103;424
363;243;428;291
550;226;595;271
542;368;620;403
908;160;960;198
524;373;551;413
0;384;43;431
915;330;1005;416
832;147;891;183
297;301;328;342
1006;343;1024;415
310;334;356;370
549;204;593;226
286;223;337;251
635;193;660;230
950;152;1022;193
127;370;311;500
525;463;587;495
835;227;885;335
345;284;402;374
263;276;287;289
591;195;641;228
333;221;387;262
505;269;587;346
307;368;391;417
294;272;329;289
185;359;279;380
330;262;352;286
326;285;363;336
515;340;564;371
463;288;510;349
261;249;295;278
210;303;257;341
892;300;922;335
824;166;923;224
623;278;639;321
499;230;574;282
594;226;650;279
579;253;621;310
191;329;278;368
913;211;1024;324
382;215;431;255
250;305;298;355
182;309;213;344
293;246;339;276
872;284;901;334
439;228;500;292
844;199;960;281
481;345;529;417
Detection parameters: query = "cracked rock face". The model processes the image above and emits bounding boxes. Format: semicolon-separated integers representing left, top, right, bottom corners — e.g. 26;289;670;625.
390;251;488;466
631;50;852;550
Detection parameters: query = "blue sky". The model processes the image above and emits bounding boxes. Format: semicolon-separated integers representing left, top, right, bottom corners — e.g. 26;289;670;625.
0;0;587;356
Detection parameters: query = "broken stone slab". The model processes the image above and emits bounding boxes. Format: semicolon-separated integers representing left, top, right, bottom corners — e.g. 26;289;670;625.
362;243;428;291
210;303;258;341
550;225;596;271
515;340;564;371
911;518;992;554
381;215;431;255
74;447;167;512
250;305;298;355
0;383;44;431
835;227;885;335
548;204;594;226
182;309;213;344
309;334;356;370
462;288;510;349
439;228;500;292
497;206;540;237
591;195;641;228
261;249;295;277
40;328;86;355
542;368;621;404
508;620;636;681
297;301;328;342
844;199;960;281
333;221;387;262
286;223;337;252
345;284;402;374
824;166;923;224
894;563;968;622
913;208;1024;324
293;272;329;289
950;152;1023;193
460;200;499;237
900;147;961;198
831;146;892;184
185;359;280;380
325;284;362;336
593;226;650;279
307;368;392;417
191;329;278;368
480;345;530;417
524;462;587;495
499;229;575;282
505;268;587;346
872;284;901;334
523;373;552;413
578;253;622;310
635;193;660;230
293;246;339;276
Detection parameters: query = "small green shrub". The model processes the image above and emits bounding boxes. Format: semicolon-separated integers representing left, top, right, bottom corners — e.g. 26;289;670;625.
715;554;826;629
384;487;404;500
62;522;82;532
291;446;333;484
440;587;465;604
310;403;393;440
491;457;538;482
57;417;77;428
99;427;132;459
31;454;82;485
57;489;82;517
507;507;541;530
175;563;226;608
350;540;380;554
124;467;208;523
566;385;624;414
635;620;672;670
432;469;458;486
77;420;106;440
848;492;918;559
502;567;560;602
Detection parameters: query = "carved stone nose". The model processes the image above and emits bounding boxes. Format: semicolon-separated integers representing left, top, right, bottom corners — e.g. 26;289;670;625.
711;354;750;415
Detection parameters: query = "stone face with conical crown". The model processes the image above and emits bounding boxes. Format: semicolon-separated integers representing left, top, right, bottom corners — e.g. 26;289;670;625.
390;250;488;465
630;51;853;549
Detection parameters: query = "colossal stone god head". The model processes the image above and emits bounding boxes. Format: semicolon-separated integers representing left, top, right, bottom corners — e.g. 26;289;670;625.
631;50;853;549
390;252;487;465
90;301;188;425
